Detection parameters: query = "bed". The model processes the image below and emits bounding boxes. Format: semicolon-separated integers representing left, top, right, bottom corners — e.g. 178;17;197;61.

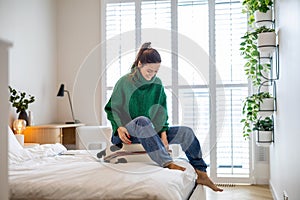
8;126;206;200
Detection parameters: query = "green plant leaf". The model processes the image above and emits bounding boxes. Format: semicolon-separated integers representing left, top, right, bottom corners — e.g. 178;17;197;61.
8;86;35;114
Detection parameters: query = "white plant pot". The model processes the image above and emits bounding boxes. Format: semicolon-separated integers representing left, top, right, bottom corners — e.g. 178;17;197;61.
255;9;273;28
256;131;273;147
259;97;275;118
258;32;276;54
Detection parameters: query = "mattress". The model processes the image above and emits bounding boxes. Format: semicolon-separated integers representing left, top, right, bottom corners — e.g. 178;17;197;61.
9;147;198;200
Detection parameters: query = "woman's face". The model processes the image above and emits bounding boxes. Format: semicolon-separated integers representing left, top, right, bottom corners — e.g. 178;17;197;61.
139;63;161;81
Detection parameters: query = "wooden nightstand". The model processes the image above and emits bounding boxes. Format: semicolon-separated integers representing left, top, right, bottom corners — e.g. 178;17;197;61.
23;123;84;150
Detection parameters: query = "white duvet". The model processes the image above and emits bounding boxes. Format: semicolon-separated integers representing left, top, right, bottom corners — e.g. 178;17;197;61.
9;144;197;200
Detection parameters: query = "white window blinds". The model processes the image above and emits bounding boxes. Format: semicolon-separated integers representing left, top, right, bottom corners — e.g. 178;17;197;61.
215;0;249;179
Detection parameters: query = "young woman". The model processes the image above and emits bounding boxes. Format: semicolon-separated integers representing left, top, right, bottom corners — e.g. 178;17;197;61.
105;42;223;192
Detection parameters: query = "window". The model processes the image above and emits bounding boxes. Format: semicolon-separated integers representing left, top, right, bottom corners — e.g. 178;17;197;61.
214;0;250;182
101;0;249;182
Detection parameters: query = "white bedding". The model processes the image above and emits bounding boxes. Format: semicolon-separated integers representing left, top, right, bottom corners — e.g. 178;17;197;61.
9;146;197;200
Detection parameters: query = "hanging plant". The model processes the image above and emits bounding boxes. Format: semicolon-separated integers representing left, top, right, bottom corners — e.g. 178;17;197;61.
240;26;275;86
255;9;272;28
241;91;273;138
256;26;276;54
253;116;273;131
254;116;274;145
242;0;273;25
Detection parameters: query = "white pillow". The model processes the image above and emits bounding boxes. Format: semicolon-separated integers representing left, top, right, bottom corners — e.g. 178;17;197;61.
8;126;33;164
8;126;23;150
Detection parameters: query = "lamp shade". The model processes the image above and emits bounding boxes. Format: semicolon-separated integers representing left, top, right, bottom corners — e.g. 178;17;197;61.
13;119;26;134
56;83;80;124
57;84;65;97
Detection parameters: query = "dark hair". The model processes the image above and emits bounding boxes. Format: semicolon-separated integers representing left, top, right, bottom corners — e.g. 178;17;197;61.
132;42;161;69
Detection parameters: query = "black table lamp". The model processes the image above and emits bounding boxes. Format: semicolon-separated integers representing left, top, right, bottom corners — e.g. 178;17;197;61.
57;84;80;124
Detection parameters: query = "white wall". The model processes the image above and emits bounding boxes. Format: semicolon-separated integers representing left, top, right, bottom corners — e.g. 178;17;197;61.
270;0;300;199
56;0;102;125
0;1;56;199
0;39;12;200
0;0;57;125
0;0;101;125
0;1;101;198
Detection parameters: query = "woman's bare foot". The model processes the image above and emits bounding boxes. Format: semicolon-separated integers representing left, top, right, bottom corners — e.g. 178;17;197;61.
195;169;223;192
165;162;186;171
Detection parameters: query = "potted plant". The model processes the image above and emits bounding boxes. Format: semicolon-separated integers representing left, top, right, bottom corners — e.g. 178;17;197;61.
242;0;273;26
241;91;274;138
258;93;275;118
256;26;276;54
240;28;272;86
253;116;274;145
253;116;273;131
9;86;35;125
254;9;272;28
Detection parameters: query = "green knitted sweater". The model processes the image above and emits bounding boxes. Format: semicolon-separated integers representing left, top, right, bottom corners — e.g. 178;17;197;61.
104;69;169;136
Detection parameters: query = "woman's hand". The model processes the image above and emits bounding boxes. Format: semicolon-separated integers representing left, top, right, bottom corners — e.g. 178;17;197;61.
117;127;131;144
160;131;169;150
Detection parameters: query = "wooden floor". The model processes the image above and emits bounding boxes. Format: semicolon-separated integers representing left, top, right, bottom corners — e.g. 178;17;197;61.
206;184;274;200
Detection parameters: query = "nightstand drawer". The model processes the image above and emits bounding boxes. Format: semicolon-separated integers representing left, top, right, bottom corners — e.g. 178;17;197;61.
24;127;61;144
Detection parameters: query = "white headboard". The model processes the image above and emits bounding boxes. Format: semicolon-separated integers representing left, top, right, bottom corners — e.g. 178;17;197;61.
76;126;112;150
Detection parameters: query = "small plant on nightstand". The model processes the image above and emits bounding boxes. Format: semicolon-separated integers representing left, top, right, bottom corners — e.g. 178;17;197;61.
9;86;35;125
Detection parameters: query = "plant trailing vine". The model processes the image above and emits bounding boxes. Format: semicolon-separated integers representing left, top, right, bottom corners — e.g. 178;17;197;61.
240;26;275;86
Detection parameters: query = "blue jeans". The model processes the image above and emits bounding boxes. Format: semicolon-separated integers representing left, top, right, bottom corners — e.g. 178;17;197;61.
111;116;207;172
